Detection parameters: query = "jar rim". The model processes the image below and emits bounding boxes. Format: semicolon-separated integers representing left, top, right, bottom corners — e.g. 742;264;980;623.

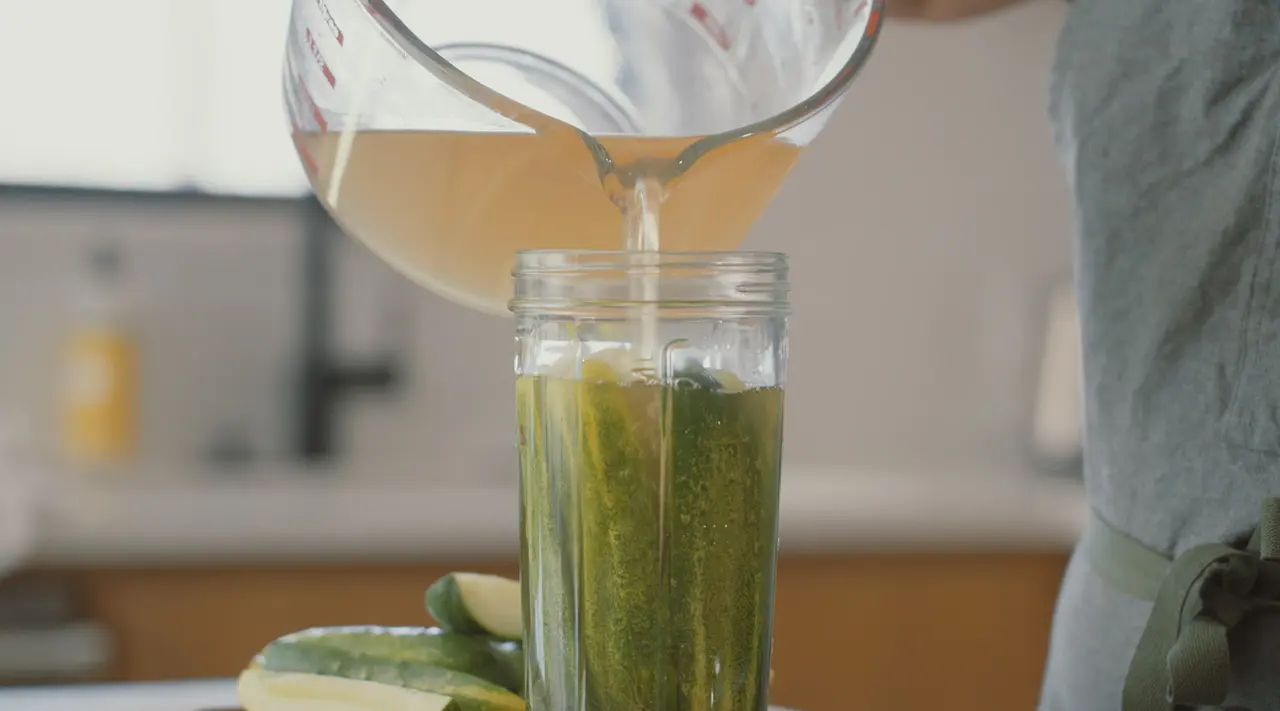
512;249;788;274
510;250;789;317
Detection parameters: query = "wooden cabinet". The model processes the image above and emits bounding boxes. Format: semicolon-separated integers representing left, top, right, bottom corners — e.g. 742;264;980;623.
771;553;1068;711
23;551;1069;711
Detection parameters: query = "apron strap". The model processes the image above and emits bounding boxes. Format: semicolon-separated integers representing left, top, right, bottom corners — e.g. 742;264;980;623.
1084;498;1280;711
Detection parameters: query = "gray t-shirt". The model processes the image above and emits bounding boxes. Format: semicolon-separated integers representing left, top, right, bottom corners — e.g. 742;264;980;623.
1040;1;1280;708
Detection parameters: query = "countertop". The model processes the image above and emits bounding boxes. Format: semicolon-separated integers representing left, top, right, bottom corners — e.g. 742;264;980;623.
0;679;804;711
25;466;1088;566
0;678;239;711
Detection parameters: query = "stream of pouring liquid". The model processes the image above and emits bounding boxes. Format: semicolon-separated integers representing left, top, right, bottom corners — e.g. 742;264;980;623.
294;129;801;318
622;177;662;364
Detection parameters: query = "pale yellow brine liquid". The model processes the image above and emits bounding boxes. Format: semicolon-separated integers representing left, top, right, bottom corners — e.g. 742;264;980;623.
293;129;801;315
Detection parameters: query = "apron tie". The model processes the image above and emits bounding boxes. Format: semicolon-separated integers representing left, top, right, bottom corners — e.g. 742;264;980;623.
1085;497;1280;711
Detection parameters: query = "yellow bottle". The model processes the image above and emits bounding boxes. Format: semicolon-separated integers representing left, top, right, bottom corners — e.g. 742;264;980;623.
61;243;137;470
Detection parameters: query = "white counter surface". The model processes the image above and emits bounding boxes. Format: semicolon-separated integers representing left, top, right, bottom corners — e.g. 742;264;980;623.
25;466;1087;566
0;678;239;711
0;678;804;711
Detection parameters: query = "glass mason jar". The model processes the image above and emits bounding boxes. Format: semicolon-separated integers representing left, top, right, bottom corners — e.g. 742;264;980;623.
511;250;789;711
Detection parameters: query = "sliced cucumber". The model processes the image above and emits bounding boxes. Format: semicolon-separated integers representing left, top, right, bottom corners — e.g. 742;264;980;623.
261;644;523;711
484;639;524;694
709;369;747;393
237;669;457;711
263;626;518;692
425;573;522;641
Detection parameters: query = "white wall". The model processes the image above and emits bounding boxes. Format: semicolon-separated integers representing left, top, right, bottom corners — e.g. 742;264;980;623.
0;1;1073;482
765;1;1074;471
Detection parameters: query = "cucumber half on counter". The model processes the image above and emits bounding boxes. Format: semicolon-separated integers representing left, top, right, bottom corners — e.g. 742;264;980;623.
263;626;521;692
242;625;525;711
425;573;522;641
239;669;458;711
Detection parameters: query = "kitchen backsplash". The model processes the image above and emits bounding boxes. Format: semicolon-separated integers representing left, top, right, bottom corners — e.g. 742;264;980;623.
0;2;1076;482
0;194;304;470
0;191;518;482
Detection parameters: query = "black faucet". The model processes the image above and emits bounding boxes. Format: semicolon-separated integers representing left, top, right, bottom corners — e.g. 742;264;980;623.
297;197;402;462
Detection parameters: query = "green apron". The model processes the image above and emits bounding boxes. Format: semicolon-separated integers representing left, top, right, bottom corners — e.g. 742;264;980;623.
1043;0;1280;706
1087;500;1280;710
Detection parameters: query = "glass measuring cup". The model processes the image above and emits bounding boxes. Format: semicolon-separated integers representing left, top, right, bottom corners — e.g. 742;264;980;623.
281;0;884;316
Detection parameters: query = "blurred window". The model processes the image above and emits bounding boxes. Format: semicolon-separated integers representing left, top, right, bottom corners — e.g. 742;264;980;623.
0;0;310;196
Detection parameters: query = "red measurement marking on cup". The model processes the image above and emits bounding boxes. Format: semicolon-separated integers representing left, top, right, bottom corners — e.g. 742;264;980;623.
865;1;882;36
297;73;328;132
306;28;337;88
690;3;731;50
315;0;344;45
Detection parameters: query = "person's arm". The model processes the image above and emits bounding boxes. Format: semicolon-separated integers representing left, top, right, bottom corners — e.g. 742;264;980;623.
887;0;1029;21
